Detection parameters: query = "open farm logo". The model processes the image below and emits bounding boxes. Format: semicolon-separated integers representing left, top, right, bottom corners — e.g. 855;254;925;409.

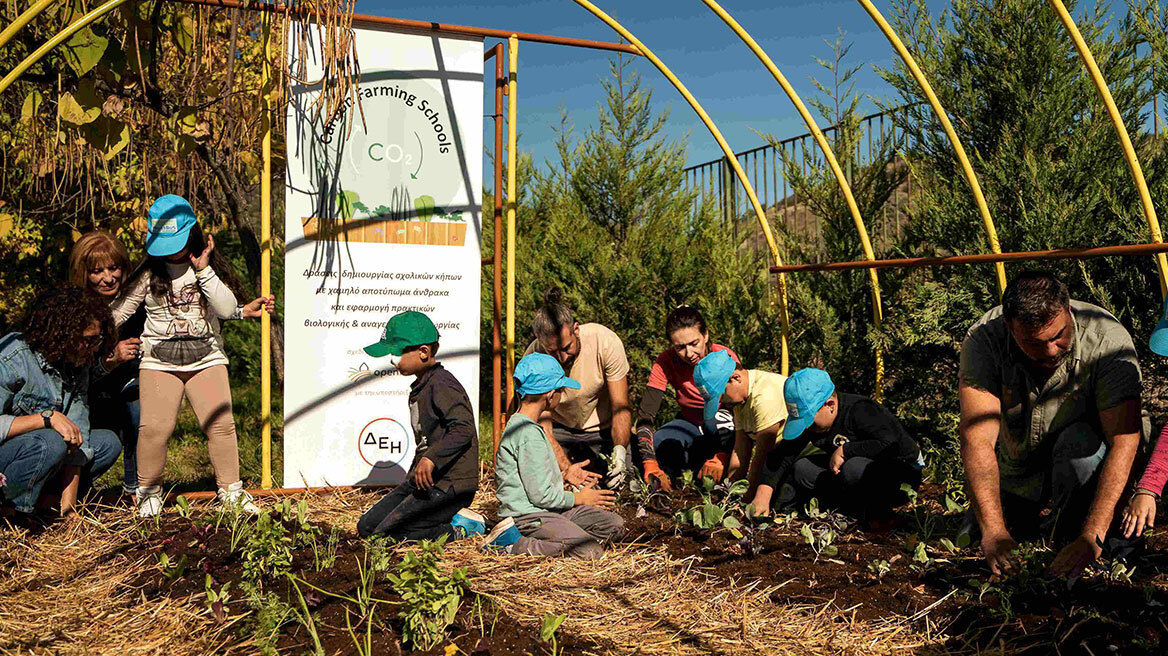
357;418;410;469
348;362;372;382
346;362;398;383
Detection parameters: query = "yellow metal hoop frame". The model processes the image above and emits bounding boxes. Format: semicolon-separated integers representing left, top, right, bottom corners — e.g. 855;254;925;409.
570;0;791;374
0;0;59;51
0;0;131;95
857;0;1007;296
1047;0;1168;297
702;0;885;399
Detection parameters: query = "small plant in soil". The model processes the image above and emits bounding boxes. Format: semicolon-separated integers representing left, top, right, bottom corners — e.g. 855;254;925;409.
868;559;892;579
800;523;838;562
241;511;295;587
158;552;188;581
901;484;942;542
175;495;192;519
673;478;752;537
242;590;296;655
540;612;568;656
314;526;341;571
289;577;326;656
1104;559;1136;584
387;535;469;651
204;575;231;623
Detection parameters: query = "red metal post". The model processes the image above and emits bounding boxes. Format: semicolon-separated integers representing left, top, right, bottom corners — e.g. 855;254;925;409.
770;241;1168;274
172;0;641;55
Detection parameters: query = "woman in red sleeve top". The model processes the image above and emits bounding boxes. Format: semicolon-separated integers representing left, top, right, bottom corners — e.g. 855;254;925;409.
636;306;739;492
1122;305;1168;537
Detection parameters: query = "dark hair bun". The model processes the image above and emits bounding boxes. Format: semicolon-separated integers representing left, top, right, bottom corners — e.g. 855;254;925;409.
544;286;563;307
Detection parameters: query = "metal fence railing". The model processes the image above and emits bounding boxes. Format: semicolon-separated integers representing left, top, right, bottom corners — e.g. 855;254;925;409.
682;105;920;264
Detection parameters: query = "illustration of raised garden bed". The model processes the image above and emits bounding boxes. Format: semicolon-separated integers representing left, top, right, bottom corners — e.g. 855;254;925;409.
300;189;467;246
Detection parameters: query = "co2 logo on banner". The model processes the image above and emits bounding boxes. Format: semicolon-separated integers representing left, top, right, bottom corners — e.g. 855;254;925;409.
357;418;411;469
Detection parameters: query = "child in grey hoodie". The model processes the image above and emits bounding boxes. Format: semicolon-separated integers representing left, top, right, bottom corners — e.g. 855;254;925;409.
483;353;625;558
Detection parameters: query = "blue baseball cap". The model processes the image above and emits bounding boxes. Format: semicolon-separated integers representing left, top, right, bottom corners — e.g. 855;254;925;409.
146;195;198;257
783;368;835;440
1151;296;1168;357
514;353;581;396
694;350;737;422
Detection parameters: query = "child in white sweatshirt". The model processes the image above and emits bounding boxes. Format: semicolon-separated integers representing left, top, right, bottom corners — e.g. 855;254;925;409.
111;195;257;517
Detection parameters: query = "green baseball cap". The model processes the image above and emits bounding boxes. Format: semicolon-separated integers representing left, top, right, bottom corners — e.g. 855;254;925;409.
363;311;440;358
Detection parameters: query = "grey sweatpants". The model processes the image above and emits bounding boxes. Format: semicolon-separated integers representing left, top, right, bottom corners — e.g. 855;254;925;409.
512;506;626;559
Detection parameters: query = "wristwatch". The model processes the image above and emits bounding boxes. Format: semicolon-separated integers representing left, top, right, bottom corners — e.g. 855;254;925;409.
41;409;53;429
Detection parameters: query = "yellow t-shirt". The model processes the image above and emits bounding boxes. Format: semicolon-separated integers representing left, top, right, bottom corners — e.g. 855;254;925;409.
733;369;788;438
524;323;630;431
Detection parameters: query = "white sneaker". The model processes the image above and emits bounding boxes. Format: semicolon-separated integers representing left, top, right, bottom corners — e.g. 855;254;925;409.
217;481;260;515
136;485;163;518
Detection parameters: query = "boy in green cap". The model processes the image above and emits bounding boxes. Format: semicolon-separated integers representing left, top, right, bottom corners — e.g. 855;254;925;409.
356;311;485;541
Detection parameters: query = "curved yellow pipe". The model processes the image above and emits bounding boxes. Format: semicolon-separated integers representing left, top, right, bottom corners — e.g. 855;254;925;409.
0;0;58;51
506;36;518;403
701;0;883;398
570;0;791;374
0;0;130;95
856;0;1007;296
1047;0;1168;296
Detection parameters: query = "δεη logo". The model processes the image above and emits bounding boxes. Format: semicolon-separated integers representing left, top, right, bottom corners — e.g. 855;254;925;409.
358;418;411;469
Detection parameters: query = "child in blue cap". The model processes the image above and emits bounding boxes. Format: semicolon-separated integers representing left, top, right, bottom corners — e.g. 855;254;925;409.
693;350;789;514
111;195;258;517
777;368;923;525
483;353;626;557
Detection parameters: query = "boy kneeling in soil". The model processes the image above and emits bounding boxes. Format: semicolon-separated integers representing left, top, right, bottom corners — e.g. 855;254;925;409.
779;368;923;524
483;353;625;558
356;311;485;541
693;350;789;514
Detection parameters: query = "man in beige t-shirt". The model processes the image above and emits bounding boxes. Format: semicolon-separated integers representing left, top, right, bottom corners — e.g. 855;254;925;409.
506;289;633;490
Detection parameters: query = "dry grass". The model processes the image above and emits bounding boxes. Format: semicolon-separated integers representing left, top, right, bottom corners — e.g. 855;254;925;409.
0;486;947;656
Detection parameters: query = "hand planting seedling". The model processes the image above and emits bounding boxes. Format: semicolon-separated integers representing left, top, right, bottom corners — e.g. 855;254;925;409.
673;479;753;539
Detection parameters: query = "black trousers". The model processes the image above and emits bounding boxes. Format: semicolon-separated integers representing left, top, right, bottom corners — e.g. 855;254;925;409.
356;480;475;541
791;453;921;518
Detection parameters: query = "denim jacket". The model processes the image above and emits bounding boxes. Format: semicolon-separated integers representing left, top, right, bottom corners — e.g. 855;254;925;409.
0;333;93;466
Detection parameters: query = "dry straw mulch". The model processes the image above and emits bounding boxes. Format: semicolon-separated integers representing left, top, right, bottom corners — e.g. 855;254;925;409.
1;487;947;655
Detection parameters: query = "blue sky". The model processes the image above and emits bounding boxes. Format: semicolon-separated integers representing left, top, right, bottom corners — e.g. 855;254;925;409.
355;0;1145;172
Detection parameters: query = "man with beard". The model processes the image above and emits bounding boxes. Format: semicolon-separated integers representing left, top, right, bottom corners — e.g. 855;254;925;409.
959;271;1146;579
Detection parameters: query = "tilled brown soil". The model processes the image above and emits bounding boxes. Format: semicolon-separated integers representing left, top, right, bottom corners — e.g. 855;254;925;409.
123;514;604;655
616;483;1168;654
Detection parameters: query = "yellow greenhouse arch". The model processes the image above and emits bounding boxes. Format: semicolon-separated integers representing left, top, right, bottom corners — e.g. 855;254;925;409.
3;0;1165;490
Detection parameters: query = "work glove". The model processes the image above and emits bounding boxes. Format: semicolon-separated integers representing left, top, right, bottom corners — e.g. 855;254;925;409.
606;444;629;490
642;460;673;493
699;452;731;483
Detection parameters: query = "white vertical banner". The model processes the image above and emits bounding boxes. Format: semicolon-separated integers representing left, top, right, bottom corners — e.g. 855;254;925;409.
284;25;483;487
